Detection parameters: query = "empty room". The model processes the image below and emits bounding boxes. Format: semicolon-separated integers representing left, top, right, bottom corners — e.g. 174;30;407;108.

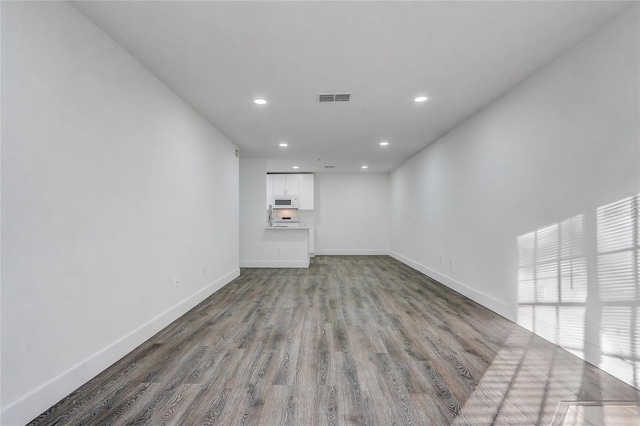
2;1;640;425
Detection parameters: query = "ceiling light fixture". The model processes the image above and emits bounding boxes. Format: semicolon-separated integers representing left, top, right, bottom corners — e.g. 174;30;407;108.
279;143;288;147
254;98;267;105
414;96;428;103
292;166;299;169
379;141;389;146
361;165;368;169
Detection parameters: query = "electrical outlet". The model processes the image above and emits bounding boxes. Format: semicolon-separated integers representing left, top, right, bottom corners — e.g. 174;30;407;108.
356;239;360;245
276;247;281;254
439;256;443;264
203;265;207;275
449;259;454;267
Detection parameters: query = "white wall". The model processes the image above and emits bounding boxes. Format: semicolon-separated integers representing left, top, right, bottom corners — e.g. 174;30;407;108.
315;173;390;255
1;2;240;424
240;159;309;267
391;6;639;388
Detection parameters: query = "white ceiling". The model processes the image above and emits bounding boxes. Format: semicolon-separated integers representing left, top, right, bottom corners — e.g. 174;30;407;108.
72;1;632;173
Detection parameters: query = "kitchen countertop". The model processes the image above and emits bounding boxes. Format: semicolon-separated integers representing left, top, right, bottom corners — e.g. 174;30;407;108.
265;225;311;230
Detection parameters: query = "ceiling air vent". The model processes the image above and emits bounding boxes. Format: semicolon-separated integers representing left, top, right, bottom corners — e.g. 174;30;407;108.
324;165;335;169
318;94;335;102
318;93;351;102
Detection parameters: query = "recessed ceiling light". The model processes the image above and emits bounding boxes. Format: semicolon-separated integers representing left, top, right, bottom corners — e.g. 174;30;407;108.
254;98;267;105
414;96;428;103
292;166;299;169
279;143;288;147
361;165;368;169
379;141;389;146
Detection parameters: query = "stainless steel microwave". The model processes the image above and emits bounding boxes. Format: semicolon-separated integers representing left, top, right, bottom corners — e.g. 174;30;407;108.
272;194;299;209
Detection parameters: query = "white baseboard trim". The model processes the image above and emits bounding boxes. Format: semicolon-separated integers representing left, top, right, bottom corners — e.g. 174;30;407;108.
240;259;310;268
1;268;240;426
315;250;390;256
389;251;514;320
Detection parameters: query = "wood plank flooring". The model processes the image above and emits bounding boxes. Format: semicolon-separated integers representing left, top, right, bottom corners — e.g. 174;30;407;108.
29;256;639;425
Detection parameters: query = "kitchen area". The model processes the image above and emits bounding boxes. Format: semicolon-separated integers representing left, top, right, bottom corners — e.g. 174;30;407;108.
265;172;316;266
239;158;390;269
239;159;317;269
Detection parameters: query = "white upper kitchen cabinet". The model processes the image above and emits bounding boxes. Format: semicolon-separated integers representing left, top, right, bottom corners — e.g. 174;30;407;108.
269;174;284;195
298;174;314;210
270;174;299;195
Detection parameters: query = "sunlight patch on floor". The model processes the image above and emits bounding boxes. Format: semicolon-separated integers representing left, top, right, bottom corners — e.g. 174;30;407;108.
553;401;640;426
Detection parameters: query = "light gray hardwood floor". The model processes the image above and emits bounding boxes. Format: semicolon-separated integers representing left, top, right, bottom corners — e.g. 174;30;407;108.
29;256;639;425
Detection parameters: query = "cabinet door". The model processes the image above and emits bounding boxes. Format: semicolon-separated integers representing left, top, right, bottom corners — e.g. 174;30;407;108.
285;174;300;195
271;174;287;195
266;174;272;209
298;174;314;210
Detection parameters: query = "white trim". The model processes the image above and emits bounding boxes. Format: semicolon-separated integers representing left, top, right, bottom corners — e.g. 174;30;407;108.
1;268;240;426
389;251;515;320
315;250;390;256
240;259;310;268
